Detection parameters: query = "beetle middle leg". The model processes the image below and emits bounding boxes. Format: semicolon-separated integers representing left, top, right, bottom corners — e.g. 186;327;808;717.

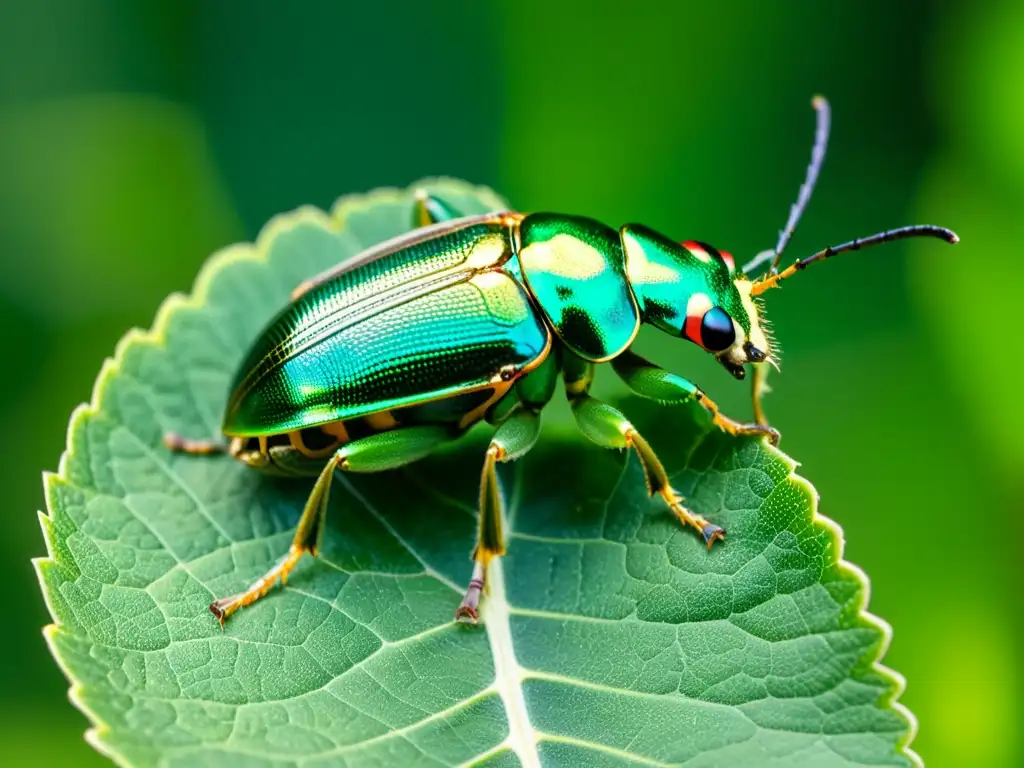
611;348;780;445
208;425;453;625
456;407;542;623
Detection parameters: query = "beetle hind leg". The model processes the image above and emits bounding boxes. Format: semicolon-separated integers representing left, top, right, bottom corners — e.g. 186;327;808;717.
208;425;453;626
209;449;337;625
164;432;227;455
164;434;275;472
456;408;541;623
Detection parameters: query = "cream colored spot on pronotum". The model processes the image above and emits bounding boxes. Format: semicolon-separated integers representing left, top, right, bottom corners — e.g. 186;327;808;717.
736;278;770;355
622;229;682;285
520;234;606;280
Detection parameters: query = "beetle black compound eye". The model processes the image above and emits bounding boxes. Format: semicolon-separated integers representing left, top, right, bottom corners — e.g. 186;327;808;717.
700;307;736;351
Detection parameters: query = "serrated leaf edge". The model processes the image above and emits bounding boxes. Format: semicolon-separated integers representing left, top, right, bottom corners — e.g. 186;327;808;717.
783;467;922;767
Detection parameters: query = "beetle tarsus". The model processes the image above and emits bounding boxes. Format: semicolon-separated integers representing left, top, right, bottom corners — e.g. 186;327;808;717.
701;523;726;549
208;546;306;625
754;424;781;447
662;490;726;550
455;563;486;624
209;601;230;628
454;602;479;624
711;410;781;447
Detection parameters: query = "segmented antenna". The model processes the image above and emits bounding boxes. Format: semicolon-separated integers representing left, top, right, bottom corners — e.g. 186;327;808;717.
743;96;831;276
750;224;959;296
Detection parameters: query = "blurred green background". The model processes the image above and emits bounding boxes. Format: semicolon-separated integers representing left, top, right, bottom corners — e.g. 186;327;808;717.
1;1;1020;765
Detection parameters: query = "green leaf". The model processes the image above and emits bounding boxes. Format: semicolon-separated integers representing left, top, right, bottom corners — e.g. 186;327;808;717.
36;179;917;767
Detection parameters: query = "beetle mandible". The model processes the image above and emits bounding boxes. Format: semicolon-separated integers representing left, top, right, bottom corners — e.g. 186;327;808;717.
166;97;958;624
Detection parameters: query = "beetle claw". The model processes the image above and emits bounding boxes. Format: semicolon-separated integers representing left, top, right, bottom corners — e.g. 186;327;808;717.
454;604;479;624
701;523;726;548
455;564;486;624
209;601;228;629
741;422;780;446
455;579;484;624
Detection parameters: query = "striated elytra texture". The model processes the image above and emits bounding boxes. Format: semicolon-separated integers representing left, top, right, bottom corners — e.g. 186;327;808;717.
36;179;919;767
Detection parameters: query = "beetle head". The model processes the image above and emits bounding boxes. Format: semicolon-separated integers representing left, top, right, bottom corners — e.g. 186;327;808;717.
622;225;774;380
620;97;959;383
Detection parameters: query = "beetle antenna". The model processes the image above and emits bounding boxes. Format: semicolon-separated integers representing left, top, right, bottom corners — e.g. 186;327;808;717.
750;224;959;296
743;95;831;277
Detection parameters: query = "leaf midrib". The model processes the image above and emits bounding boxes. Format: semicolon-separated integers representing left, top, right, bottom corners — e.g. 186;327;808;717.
480;558;541;767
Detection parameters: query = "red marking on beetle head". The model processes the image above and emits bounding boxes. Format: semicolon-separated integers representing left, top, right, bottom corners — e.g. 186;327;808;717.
684;312;703;346
682;240;734;272
681;240;709;261
682;292;714;348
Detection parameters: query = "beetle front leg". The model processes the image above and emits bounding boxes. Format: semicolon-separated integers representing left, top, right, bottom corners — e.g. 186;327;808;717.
611;348;780;446
456;407;542;623
751;362;771;426
209;425;453;626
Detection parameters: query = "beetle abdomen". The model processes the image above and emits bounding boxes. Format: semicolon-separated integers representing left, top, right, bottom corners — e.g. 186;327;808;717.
223;219;551;437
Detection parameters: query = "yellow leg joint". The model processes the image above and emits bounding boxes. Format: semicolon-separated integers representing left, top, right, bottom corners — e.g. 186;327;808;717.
699;392;780;446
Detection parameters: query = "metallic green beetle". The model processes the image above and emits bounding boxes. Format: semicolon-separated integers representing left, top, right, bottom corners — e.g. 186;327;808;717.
166;98;958;623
